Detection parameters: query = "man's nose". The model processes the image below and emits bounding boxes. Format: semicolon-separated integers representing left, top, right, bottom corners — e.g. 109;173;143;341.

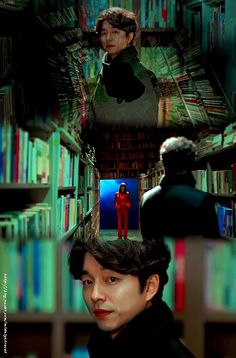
91;282;106;302
106;31;113;41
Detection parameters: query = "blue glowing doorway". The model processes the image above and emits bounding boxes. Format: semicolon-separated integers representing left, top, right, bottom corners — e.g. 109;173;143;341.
100;179;139;229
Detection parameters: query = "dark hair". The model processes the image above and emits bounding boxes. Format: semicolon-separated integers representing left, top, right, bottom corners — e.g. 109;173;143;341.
119;182;127;193
160;136;196;172
68;238;171;302
95;7;137;38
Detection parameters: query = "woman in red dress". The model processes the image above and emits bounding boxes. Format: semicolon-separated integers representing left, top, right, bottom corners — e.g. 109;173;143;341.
114;182;131;239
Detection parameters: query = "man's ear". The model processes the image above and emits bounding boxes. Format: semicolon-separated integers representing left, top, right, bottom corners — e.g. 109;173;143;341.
127;32;134;45
145;274;159;301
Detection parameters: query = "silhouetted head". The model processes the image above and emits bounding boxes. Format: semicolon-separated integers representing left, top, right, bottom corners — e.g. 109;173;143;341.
160;136;196;174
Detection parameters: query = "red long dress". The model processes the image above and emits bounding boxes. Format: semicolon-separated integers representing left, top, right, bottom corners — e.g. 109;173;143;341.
114;191;131;239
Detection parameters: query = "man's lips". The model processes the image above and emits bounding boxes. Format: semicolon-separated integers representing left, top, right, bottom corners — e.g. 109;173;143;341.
106;44;114;48
94;309;113;318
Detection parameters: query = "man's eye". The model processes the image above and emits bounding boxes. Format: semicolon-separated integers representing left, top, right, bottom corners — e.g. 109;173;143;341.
82;279;92;286
107;276;118;283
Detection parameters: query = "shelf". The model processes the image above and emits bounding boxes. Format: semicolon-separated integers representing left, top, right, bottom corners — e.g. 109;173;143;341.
0;3;24;12
7;312;55;322
212;193;236;199
183;0;202;7
140;27;177;33
61;312;93;323
59;128;81;154
58;186;76;192
195;143;236;166
0;183;50;190
204;0;224;6
205;311;236;322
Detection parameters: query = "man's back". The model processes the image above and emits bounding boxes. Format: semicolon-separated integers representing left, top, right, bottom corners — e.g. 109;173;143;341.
140;182;220;238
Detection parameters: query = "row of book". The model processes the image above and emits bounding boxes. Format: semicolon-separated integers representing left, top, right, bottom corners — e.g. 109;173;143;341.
78;0;132;29
59;145;76;187
193;166;236;195
196;122;236;157
138;169;163;191
99;169;137;179
78;0;180;30
57;195;77;238
0;0;29;8
0;121;50;184
0;238;56;312
166;237;236;312
204;239;236;311
0;204;52;240
217;204;233;238
206;3;225;55
140;46;192;127
0;84;14;124
0;37;12;79
101;128;158;140
140;0;178;29
119;151;157;159
38;7;90;138
0;195;78;241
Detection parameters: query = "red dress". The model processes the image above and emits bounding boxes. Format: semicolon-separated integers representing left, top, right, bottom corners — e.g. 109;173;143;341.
114;191;131;239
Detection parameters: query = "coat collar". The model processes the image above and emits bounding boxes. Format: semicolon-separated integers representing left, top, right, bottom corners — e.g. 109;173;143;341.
160;171;196;188
87;300;178;356
102;45;139;67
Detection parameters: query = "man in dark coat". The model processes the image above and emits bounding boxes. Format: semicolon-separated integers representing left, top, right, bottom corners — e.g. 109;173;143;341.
68;238;195;358
92;7;160;126
140;136;220;239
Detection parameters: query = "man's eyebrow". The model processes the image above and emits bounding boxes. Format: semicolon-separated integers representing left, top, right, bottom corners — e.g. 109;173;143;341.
81;269;89;276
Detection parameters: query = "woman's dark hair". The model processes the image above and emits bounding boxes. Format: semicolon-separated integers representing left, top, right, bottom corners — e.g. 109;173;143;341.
68;238;171;302
95;7;137;38
119;182;127;193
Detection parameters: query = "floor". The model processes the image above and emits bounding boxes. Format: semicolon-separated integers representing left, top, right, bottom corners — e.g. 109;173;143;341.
99;229;142;241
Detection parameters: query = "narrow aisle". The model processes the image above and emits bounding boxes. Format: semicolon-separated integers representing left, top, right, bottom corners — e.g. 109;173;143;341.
99;229;142;241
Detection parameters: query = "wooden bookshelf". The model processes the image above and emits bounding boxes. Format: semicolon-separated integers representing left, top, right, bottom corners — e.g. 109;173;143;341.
0;3;100;358
183;0;236;107
96;125;162;179
2;1;236;358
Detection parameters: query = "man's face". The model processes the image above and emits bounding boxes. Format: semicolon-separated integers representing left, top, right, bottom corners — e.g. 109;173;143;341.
81;252;150;338
100;20;133;59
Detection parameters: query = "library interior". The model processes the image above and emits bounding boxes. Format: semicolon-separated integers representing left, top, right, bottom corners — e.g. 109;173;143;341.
0;0;236;357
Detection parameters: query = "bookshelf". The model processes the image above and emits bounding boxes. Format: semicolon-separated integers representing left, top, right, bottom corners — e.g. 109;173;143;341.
183;0;236;110
194;126;236;238
95;125;162;179
1;2;235;358
0;3;100;358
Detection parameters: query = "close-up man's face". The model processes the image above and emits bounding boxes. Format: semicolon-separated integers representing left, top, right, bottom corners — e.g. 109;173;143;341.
81;252;150;338
100;20;133;59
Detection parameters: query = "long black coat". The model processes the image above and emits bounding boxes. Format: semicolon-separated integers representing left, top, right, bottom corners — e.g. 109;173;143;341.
87;300;195;358
140;172;220;239
92;45;160;126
